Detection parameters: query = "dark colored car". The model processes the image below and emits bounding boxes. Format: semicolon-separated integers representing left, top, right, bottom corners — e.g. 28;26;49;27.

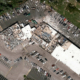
56;72;59;74
20;57;22;60
39;59;44;62
53;70;56;72
23;12;30;16
24;56;26;60
67;76;70;78
48;73;51;77
36;56;39;59
23;6;26;10
44;58;47;61
60;70;63;72
4;57;8;61
52;64;55;67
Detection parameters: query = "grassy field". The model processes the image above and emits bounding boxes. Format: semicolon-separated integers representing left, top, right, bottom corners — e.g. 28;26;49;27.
44;0;80;28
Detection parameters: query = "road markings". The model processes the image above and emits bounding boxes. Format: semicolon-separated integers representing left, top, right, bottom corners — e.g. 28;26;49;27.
26;69;31;76
5;66;12;77
21;43;28;53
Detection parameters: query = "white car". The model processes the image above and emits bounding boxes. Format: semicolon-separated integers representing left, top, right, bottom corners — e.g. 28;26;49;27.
7;60;11;63
42;61;46;64
37;9;39;12
60;72;64;74
26;19;28;22
69;78;73;80
38;57;41;60
44;71;47;75
27;9;30;12
33;52;39;57
14;60;17;63
26;5;29;9
26;58;29;62
62;75;67;78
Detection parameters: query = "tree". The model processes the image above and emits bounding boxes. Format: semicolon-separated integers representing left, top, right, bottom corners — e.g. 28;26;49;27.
23;75;26;79
77;0;80;3
66;3;79;13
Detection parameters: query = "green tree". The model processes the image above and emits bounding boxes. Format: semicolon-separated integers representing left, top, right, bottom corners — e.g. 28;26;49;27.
23;75;27;79
77;0;80;3
66;3;80;13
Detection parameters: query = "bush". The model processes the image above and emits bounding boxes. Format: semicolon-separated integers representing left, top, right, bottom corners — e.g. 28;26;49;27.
23;75;26;79
66;3;80;13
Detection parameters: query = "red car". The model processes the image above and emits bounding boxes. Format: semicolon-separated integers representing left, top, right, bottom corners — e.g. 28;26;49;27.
56;68;59;70
52;64;55;67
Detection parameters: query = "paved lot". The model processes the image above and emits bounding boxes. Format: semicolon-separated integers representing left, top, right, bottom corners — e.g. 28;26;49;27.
43;11;80;48
0;0;80;80
0;0;80;50
0;36;80;80
0;0;45;30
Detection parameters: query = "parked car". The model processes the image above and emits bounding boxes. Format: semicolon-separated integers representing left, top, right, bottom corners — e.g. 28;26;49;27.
26;58;29;62
56;68;59;71
59;70;63;74
2;56;8;61
31;7;36;10
52;64;56;68
69;79;73;80
26;5;29;9
62;74;67;78
14;60;18;63
56;72;59;74
24;56;26;60
60;70;63;72
44;71;47;75
19;57;22;60
39;59;44;62
23;5;26;10
46;73;51;77
53;70;56;72
33;52;39;57
44;58;47;61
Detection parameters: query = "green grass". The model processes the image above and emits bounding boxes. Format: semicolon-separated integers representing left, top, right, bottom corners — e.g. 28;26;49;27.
44;0;80;28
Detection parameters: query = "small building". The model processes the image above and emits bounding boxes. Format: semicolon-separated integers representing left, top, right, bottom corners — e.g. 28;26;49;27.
21;25;36;40
51;43;80;75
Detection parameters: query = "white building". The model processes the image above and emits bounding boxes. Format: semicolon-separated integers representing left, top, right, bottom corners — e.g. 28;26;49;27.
21;25;35;40
51;44;80;75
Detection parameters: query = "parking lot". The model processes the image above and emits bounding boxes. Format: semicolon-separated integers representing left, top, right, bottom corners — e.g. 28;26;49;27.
0;34;80;80
0;0;46;30
43;11;80;48
0;0;80;80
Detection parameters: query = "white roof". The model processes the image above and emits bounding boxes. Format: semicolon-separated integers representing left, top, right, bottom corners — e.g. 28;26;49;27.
20;23;24;27
31;27;36;31
21;25;32;40
49;27;57;36
51;44;80;75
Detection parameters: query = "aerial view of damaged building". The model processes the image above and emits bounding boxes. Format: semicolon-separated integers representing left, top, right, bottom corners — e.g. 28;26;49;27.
1;20;80;76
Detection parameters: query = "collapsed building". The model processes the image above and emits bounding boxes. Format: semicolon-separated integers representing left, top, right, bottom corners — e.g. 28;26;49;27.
1;23;35;50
